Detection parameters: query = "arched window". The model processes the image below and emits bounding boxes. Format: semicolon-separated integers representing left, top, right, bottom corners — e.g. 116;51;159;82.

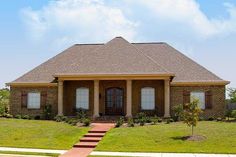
141;87;155;110
76;87;89;109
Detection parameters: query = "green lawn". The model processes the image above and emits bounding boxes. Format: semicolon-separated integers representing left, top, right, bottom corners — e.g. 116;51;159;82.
0;118;89;149
96;121;236;154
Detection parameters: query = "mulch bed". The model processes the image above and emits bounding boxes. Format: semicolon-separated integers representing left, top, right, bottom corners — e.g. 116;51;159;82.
182;135;207;141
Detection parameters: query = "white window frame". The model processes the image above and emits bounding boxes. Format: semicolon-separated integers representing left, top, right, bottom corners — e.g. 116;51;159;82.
76;87;89;110
141;87;155;110
27;92;41;109
190;91;205;109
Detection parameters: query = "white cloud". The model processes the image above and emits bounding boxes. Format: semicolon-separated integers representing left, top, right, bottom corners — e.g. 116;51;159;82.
131;0;236;38
21;0;138;43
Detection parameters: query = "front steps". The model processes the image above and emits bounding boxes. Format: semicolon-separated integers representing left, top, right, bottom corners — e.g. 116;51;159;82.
72;123;114;149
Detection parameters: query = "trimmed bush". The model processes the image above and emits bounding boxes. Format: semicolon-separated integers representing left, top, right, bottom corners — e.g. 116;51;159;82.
231;110;236;118
34;115;41;120
54;115;68;122
128;118;134;127
158;118;163;123
42;105;53;120
115;117;124;128
5;114;13;118
216;117;222;121
14;114;22;119
67;118;79;126
208;117;214;121
83;118;91;126
22;115;30;119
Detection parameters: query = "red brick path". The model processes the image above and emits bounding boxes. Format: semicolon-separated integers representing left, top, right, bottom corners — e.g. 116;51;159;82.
60;123;114;157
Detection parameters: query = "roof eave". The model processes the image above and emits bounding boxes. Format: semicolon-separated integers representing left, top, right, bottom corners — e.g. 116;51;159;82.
6;82;58;87
171;81;230;86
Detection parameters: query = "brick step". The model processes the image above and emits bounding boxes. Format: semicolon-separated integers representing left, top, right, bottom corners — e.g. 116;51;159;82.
89;130;107;133
73;142;98;148
84;133;105;137
80;137;102;142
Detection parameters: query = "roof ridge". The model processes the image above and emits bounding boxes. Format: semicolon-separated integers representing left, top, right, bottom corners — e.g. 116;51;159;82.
132;42;166;44
74;43;104;46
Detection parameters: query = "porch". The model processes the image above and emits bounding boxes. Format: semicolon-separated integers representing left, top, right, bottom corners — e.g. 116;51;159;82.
56;75;171;118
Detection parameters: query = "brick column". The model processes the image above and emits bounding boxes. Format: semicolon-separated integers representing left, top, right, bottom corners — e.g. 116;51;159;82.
126;80;132;117
58;80;63;115
164;79;170;117
93;80;100;117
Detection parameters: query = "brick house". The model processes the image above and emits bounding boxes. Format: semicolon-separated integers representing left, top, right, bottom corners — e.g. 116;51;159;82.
7;37;229;118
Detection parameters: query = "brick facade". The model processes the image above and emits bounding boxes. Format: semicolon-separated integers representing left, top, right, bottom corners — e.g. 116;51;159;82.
10;86;58;116
9;83;226;118
170;85;226;118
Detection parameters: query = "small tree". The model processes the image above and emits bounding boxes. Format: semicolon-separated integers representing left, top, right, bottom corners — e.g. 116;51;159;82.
182;99;202;136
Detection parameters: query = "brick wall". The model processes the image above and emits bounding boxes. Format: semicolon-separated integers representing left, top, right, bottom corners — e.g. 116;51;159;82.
10;86;58;116
170;85;226;118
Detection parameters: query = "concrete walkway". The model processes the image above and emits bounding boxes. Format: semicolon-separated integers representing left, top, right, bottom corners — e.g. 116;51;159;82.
91;151;236;157
0;147;66;154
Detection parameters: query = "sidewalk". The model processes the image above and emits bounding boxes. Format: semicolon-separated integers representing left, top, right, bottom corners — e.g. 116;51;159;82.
91;151;236;157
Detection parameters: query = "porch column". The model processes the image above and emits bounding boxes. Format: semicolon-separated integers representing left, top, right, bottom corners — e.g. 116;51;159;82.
164;79;170;117
126;80;132;117
93;80;100;117
58;80;63;115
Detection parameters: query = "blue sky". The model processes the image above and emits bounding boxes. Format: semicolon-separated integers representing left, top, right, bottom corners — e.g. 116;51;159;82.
0;0;236;88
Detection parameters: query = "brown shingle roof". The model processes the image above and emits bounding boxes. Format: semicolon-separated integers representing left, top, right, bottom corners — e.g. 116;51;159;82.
10;37;227;84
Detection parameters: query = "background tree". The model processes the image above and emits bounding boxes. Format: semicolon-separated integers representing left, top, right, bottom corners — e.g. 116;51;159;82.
182;99;202;136
227;88;236;103
0;88;10;115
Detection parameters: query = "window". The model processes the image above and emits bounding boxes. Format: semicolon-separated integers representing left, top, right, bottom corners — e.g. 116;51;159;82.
141;87;155;110
27;93;40;109
76;88;89;109
190;92;205;109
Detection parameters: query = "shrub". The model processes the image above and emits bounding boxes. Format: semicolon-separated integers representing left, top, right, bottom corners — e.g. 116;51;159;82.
231;110;236;118
67;118;79;126
172;104;184;121
216;117;222;121
208;117;214;121
34;115;41;120
42;105;53;120
14;114;21;119
151;116;159;125
225;110;232;120
54;115;68;122
5;114;13;118
139;117;146;126
128;118;134;127
115;117;124;127
146;116;152;123
76;108;87;120
22;115;30;119
166;118;174;124
157;118;162;123
135;112;148;125
83;118;91;126
199;117;205;121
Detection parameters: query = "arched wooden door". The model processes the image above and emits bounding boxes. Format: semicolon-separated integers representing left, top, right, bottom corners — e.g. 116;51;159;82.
105;87;124;115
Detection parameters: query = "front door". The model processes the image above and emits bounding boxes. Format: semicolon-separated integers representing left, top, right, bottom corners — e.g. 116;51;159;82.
105;87;124;115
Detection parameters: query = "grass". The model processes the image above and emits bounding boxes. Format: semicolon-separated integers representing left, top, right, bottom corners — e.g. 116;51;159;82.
96;121;236;154
0;118;89;149
0;151;59;156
